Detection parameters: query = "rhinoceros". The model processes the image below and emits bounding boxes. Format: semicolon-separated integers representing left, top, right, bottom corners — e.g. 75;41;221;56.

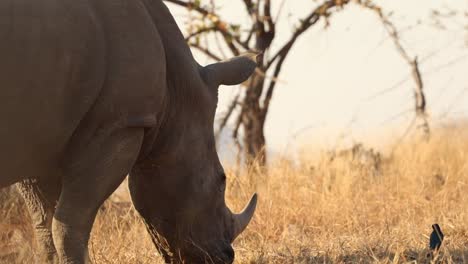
0;0;258;263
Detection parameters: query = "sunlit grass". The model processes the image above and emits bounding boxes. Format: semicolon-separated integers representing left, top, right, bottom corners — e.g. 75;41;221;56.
1;125;468;263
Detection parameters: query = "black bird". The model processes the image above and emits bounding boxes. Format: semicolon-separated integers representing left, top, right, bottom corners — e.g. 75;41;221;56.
429;224;444;251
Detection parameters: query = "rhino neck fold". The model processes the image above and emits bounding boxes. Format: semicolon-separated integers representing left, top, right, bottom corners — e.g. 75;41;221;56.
140;0;212;150
143;0;200;74
143;0;208;119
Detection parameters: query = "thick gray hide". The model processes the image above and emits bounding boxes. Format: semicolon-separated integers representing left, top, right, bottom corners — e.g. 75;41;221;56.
0;0;257;264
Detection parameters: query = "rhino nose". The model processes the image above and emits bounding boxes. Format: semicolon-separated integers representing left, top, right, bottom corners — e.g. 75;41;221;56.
216;244;234;264
222;245;234;263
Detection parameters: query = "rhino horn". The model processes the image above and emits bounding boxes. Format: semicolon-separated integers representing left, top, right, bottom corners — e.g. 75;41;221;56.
202;53;259;87
231;193;258;241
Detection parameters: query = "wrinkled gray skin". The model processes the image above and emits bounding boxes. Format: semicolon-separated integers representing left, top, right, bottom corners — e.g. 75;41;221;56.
0;0;257;263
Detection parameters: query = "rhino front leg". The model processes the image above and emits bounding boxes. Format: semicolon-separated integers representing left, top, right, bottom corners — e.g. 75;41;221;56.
52;128;144;264
17;176;61;264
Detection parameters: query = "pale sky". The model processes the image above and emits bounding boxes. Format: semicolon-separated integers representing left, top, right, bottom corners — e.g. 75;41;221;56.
168;0;468;155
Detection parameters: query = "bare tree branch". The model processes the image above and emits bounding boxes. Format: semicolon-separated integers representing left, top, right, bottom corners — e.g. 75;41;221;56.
241;0;256;17
164;0;211;16
358;1;430;139
165;0;250;51
360;2;412;62
264;0;274;32
243;25;256;46
267;0;350;69
215;92;241;140
411;57;430;137
262;54;287;116
213;31;228;59
274;0;287;23
240;0;260;47
169;0;358;164
189;43;223;61
220;31;241;56
185;26;217;41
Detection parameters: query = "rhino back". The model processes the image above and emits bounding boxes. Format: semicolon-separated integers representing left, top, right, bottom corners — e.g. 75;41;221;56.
0;0;165;185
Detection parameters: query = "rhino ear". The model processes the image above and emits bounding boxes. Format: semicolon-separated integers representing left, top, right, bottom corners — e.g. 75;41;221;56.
202;53;259;87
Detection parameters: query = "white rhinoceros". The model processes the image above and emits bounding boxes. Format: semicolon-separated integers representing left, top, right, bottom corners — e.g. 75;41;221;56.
0;0;257;263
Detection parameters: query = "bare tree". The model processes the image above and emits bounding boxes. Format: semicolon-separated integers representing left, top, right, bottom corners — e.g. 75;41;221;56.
165;0;353;165
358;1;430;140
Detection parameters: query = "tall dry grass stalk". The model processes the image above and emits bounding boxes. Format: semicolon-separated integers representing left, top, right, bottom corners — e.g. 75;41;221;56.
1;126;468;263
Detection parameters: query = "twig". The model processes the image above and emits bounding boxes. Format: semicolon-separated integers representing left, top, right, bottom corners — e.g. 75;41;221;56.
241;0;256;17
359;1;430;139
185;26;217;41
274;0;288;24
165;0;250;51
267;0;350;69
164;0;211;16
189;43;223;61
262;54;287;116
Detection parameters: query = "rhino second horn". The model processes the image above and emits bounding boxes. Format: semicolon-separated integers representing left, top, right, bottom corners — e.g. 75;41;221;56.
202;53;258;87
232;193;258;241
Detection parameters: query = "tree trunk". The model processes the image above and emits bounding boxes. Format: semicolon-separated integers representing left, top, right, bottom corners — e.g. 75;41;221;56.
242;105;266;165
241;72;267;165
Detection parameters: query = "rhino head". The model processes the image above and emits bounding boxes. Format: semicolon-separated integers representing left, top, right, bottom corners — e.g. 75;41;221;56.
128;53;258;263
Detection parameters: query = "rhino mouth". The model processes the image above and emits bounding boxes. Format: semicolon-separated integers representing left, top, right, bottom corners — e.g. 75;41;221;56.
174;240;235;264
139;194;257;263
144;229;233;264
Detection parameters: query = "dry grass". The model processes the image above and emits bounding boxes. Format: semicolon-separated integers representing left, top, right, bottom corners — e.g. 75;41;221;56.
1;126;468;263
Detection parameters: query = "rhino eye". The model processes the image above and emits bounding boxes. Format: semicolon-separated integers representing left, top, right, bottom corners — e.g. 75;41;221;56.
218;172;226;192
220;172;226;183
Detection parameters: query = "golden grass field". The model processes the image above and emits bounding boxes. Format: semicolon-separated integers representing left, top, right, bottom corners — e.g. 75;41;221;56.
1;125;468;263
